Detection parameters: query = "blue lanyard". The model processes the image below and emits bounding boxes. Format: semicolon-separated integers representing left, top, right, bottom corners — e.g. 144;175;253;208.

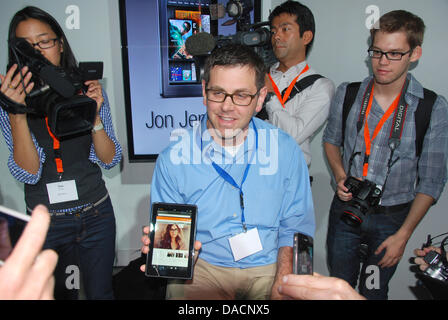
211;119;258;232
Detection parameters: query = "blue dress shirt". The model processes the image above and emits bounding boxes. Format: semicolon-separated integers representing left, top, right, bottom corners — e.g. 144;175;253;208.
150;115;315;268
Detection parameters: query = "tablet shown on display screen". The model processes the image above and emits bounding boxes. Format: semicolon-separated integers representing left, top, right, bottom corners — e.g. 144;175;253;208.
145;202;197;279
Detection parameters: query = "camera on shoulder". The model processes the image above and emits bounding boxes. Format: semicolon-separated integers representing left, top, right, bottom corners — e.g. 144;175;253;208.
340;176;382;227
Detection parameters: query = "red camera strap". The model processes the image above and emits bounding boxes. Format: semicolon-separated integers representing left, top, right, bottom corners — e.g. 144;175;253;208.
45;117;64;178
361;81;408;177
268;64;309;109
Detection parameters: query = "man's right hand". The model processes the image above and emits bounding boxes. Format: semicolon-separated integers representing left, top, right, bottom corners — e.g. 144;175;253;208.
139;225;202;273
0;64;34;106
336;176;353;202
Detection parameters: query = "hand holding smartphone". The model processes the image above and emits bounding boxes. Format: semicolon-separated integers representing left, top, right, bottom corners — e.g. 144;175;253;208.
293;232;313;275
0;204;57;300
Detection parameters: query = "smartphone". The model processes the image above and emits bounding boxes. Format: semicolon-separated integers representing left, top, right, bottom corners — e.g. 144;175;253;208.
0;205;30;266
145;202;197;279
292;232;313;275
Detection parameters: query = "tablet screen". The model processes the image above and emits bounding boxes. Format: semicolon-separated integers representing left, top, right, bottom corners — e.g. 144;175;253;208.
145;202;197;279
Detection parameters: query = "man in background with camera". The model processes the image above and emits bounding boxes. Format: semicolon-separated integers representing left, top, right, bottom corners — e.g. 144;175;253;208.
322;10;448;299
262;1;334;168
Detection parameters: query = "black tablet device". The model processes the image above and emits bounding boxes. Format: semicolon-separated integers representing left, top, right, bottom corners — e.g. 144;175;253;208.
145;202;198;279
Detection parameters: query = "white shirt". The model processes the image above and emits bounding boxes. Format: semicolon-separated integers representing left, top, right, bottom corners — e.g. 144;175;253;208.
266;61;335;166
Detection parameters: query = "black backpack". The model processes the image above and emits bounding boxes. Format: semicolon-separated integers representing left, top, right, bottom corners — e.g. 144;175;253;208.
341;82;437;157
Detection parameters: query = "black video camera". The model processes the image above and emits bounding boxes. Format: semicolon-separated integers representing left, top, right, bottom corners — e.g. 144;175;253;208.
1;37;103;138
340;176;382;227
219;0;276;67
185;0;277;80
215;21;276;68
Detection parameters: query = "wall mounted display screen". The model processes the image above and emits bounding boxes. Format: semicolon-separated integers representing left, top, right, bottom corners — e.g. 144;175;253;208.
119;0;260;161
161;1;216;97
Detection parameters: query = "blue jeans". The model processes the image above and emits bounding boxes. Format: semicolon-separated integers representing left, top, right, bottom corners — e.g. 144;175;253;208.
43;196;116;300
326;195;410;300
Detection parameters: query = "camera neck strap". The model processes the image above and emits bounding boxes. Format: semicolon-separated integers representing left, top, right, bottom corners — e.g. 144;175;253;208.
358;79;409;178
268;64;309;109
45;117;64;179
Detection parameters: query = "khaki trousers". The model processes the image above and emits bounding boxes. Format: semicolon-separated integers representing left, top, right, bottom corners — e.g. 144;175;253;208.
166;258;277;300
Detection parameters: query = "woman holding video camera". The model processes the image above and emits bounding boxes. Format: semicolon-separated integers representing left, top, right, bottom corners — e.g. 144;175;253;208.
0;6;122;300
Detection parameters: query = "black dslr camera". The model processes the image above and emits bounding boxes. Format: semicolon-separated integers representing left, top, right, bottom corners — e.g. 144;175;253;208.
0;37;103;138
340;176;382;227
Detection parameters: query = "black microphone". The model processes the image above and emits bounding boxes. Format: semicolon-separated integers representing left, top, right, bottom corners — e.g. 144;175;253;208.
185;32;216;56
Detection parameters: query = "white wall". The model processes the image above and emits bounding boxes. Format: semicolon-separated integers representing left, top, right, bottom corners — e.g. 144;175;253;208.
0;0;446;300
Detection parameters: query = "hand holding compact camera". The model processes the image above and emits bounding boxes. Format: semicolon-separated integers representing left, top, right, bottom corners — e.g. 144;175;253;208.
416;235;448;283
412;235;448;299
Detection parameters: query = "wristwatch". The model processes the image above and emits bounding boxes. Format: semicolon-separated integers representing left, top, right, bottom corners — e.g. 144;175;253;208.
92;121;104;133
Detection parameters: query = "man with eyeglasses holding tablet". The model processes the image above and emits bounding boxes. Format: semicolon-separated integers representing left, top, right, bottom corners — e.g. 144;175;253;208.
141;43;315;300
323;10;448;299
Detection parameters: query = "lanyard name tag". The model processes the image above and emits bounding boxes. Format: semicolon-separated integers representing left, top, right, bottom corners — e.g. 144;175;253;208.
46;180;79;204
228;228;263;261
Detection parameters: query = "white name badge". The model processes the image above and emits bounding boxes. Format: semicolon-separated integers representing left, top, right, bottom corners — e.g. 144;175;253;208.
228;228;263;261
46;180;79;204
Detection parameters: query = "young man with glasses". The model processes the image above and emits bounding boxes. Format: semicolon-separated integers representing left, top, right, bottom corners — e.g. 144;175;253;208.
322;10;448;299
262;1;335;167
141;43;315;300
